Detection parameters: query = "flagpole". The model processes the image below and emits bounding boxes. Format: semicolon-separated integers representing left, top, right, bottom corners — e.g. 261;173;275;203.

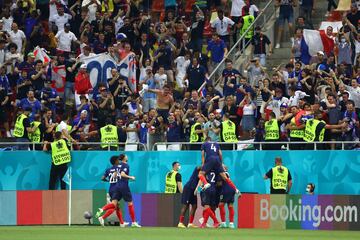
68;166;72;227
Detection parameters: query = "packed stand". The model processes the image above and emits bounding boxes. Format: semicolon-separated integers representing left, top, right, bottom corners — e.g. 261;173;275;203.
0;0;359;151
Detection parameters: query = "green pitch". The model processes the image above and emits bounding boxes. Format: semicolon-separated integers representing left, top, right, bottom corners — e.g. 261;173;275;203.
0;226;358;240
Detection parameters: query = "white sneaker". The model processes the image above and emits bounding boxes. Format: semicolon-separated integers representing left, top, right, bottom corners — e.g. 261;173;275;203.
98;217;105;227
219;222;227;228
236;189;242;197
131;222;141;228
275;43;280;49
203;183;211;190
229;222;235;228
120;222;129;228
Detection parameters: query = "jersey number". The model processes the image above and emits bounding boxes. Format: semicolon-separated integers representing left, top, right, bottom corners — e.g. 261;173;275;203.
210;172;216;183
109;170;120;183
211;144;217;152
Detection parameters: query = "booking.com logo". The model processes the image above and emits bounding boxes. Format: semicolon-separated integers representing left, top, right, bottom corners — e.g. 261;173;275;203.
260;199;358;227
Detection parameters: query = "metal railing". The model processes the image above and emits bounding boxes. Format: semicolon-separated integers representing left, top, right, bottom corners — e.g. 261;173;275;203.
0;142;148;151
203;0;276;89
152;141;360;151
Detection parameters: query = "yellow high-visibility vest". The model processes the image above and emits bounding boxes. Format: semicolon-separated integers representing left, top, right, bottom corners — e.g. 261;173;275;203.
100;124;119;148
303;119;325;142
51;139;71;166
165;170;178;193
289;117;304;139
13;114;27;138
222;120;238;142
29;121;41;143
272;166;289;190
265;120;280;140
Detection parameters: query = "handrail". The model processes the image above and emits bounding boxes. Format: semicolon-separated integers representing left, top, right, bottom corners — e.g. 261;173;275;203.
199;0;276;92
0;142;148;151
152;141;360;151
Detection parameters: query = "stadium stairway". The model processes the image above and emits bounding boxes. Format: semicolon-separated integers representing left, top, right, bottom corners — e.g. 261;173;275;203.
266;0;330;71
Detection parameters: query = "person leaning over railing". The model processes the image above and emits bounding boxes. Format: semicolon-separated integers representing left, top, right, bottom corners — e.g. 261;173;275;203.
13;107;35;150
189;113;206;150
28;113;45;150
219;113;238;150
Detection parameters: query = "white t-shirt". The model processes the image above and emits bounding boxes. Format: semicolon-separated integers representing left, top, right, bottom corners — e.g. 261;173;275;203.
2;16;13;33
49;0;66;22
57;121;70;134
154;73;167;89
52;13;72;32
243;103;256;115
126;123;139;143
55;30;77;52
115;17;125;35
78;52;96;61
231;0;245;17
268;97;289;118
9;30;26;53
174;56;190;87
211;17;235;36
5;52;23;74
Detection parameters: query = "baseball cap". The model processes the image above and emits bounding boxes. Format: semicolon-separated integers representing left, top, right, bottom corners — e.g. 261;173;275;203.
64;23;71;28
280;103;288;108
317;51;325;56
27;52;35;58
80;63;87;69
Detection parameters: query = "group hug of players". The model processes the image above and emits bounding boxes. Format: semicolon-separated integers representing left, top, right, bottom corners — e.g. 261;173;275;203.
96;137;240;228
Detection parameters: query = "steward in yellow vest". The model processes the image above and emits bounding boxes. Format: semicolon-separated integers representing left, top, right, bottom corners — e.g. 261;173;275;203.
190;117;205;150
237;6;254;50
13;107;33;140
100;124;119;150
44;131;71;190
264;112;280;141
264;157;292;194
286;107;305;150
165;162;182;194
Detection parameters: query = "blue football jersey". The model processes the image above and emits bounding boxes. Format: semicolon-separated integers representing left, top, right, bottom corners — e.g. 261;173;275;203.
117;163;130;187
185;167;200;189
201;141;220;159
103;165;121;190
205;170;218;191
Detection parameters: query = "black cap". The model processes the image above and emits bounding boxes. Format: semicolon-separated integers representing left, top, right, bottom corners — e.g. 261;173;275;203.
64;23;71;28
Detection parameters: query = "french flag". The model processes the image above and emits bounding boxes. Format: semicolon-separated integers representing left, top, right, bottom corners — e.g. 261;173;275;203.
300;29;335;64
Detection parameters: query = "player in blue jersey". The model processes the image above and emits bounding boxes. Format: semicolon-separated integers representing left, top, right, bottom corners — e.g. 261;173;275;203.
199;170;220;228
116;154;141;227
198;137;240;196
218;165;236;228
177;166;201;228
95;156;128;227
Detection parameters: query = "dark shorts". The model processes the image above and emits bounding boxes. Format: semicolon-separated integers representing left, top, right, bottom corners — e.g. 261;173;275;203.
220;192;235;204
110;186;132;202
201;156;224;174
200;189;217;207
181;185;197;205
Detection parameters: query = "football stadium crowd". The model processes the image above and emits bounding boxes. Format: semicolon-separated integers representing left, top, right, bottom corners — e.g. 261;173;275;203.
0;0;359;150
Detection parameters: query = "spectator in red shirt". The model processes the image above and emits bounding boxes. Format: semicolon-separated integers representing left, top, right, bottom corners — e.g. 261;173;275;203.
74;64;92;106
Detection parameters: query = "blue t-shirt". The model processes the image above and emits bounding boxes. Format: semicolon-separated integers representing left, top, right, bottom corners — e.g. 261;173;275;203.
185;167;200;189
222;68;240;97
18;98;42;122
207;39;226;63
167;121;182;142
201;141;220;160
103;165;121;191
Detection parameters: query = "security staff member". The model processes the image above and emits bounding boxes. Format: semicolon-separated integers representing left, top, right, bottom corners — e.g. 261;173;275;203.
264;157;292;194
165;161;183;194
43;131;72;190
100;118;119;150
303;111;345;149
13;107;35;150
264;112;281;150
220;113;238;150
28;114;45;150
189;116;206;150
306;183;315;195
238;6;255;52
286;106;305;150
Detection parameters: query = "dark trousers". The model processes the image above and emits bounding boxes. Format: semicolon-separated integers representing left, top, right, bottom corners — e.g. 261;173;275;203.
49;163;68;190
327;0;337;12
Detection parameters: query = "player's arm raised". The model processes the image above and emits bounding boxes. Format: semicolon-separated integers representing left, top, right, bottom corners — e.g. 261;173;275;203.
201;150;205;166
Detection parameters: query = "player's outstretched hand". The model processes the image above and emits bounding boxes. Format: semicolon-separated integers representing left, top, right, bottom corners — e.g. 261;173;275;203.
130;176;136;181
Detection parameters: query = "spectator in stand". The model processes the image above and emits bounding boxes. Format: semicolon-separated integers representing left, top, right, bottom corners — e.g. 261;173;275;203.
55;23;79;55
153;40;176;83
251;26;273;66
211;8;235;48
9;22;26;54
325;0;337;17
299;0;314;28
0;82;10;137
147;85;174;122
341;100;359;149
183;57;208;92
16;52;35;75
97;85;115;128
40;80;60;117
245;57;265;87
239;93;256;139
346;3;360;27
18;90;42;122
74;64;92;106
189;7;205;53
29;60;47;98
220;59;241;98
295;16;313;30
52;6;73;32
275;0;296;49
207;32;228;82
166;112;183;143
291;28;303;62
76;95;92;133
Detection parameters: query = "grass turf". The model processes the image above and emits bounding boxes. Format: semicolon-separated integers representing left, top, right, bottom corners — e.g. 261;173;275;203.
0;226;359;240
